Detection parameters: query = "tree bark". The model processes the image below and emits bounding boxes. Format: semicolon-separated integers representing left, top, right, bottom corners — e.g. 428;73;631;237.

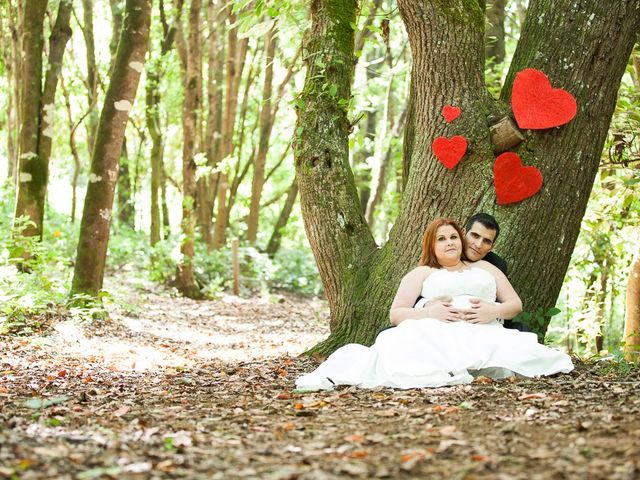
211;11;248;249
70;0;151;299
199;0;224;249
493;0;640;334
12;0;47;242
175;0;204;299
117;139;135;227
624;247;640;362
60;77;82;223
0;2;19;182
298;0;640;355
81;0;99;152
294;0;380;353
246;26;277;243
146;0;183;245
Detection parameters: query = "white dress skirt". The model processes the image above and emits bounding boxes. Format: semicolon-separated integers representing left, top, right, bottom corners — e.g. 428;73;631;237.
296;267;573;390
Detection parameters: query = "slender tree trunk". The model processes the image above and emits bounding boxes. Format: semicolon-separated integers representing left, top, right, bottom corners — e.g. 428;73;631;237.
352;48;382;213
146;0;183;245
147;70;163;244
265;178;298;257
366;98;407;228
11;2;22;181
117;139;135;227
161;165;171;238
624;247;640;362
81;0;99;153
12;0;47;242
70;0;151;299
175;0;204;299
201;0;225;249
485;0;507;66
61;77;82;223
212;12;248;249
0;3;18;182
246;27;277;243
36;0;73;179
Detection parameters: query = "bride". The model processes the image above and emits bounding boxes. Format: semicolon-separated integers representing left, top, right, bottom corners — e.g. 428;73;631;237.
296;217;573;390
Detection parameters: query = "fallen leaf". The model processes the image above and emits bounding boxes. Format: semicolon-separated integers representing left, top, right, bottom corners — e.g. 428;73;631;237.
519;393;547;400
474;376;493;384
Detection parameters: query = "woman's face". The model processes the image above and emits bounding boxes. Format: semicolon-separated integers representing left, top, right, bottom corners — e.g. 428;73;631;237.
433;225;462;265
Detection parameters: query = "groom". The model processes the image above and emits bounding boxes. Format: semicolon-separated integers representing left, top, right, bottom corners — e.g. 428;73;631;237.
415;212;526;331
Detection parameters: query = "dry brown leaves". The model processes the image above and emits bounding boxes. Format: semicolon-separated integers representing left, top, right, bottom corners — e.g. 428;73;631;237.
1;280;640;479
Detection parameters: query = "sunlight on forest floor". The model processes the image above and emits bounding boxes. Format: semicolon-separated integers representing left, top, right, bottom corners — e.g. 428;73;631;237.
22;282;330;373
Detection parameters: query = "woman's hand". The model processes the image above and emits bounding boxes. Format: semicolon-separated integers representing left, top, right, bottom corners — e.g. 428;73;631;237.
423;297;463;322
459;298;499;324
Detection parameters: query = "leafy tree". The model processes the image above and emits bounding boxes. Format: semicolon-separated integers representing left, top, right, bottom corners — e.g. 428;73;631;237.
295;0;640;354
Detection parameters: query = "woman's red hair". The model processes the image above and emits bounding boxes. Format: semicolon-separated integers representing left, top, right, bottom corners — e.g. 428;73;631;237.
419;217;467;268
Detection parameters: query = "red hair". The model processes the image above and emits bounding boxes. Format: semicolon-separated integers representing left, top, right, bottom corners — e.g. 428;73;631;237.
419;217;467;267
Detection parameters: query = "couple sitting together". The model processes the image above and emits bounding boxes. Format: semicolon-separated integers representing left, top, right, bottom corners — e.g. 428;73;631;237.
296;214;573;390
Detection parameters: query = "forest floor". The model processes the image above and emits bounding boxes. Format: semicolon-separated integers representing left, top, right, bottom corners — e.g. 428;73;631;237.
1;277;640;480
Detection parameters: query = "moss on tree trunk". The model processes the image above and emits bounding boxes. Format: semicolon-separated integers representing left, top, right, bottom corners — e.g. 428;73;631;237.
297;0;640;355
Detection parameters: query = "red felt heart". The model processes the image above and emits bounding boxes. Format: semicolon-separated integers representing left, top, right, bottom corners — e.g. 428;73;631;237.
442;105;461;123
493;152;543;205
432;135;468;169
512;68;577;130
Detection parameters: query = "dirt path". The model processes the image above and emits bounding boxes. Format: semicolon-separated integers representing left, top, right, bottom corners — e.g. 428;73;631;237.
1;282;639;479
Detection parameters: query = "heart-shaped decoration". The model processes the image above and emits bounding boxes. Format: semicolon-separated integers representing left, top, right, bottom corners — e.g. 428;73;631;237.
493;152;543;205
442;105;461;123
432;135;468;169
512;68;577;129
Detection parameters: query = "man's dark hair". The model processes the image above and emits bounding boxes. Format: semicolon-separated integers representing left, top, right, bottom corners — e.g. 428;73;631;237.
465;213;500;241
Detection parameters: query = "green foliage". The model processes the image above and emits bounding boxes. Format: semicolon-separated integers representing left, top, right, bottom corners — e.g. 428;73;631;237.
0;186;73;335
547;53;640;355
514;307;561;340
146;237;323;297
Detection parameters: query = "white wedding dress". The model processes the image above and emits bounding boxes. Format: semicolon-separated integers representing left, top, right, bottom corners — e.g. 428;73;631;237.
296;267;573;390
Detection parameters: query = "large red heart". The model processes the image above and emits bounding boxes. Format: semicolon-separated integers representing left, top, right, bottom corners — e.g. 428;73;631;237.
432;135;467;169
493;152;543;205
512;68;577;129
442;105;461;123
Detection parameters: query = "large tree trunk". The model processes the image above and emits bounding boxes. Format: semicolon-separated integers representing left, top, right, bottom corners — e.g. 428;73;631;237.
624;247;640;362
175;0;204;299
492;0;640;334
297;0;640;355
246;27;277;243
70;0;151;299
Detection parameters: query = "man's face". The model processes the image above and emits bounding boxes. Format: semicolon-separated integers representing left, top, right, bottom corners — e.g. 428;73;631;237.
464;222;497;261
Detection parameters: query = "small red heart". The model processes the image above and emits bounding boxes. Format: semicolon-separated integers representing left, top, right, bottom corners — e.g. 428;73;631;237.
512;68;577;129
493;152;543;205
442;105;461;123
432;135;468;169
